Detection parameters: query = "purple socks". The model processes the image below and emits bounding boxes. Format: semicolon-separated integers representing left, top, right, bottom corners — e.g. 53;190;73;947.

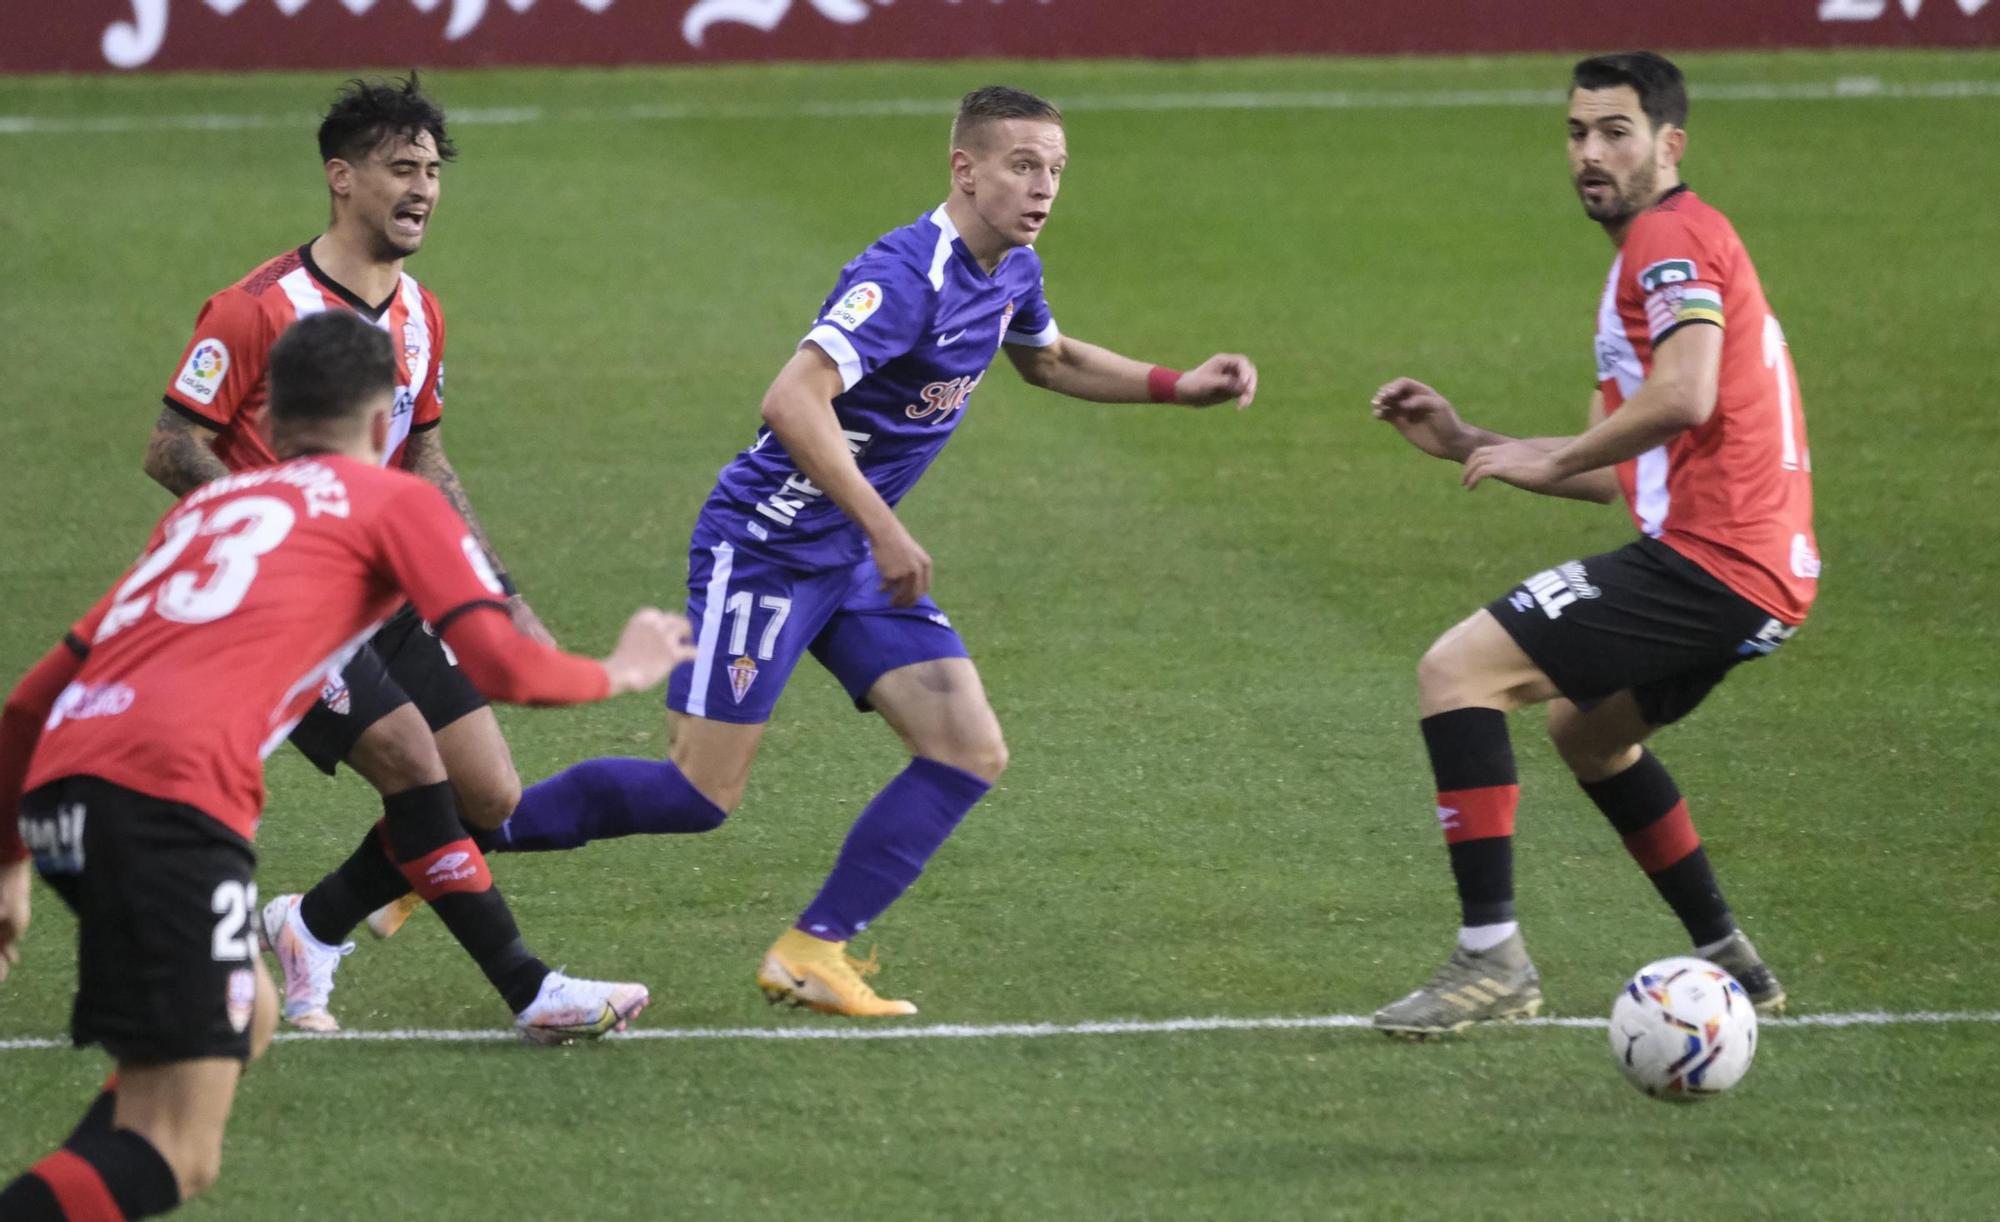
491;757;727;853
796;756;992;941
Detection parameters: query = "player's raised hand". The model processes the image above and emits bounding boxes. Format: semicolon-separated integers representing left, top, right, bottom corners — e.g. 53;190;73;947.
1371;377;1475;461
508;595;558;647
0;858;30;984
1462;440;1562;492
602;608;697;695
1177;354;1259;410
869;517;933;608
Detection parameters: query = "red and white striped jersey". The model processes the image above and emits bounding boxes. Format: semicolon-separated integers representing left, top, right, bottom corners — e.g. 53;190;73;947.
21;457;605;844
1594;187;1819;624
163;245;445;472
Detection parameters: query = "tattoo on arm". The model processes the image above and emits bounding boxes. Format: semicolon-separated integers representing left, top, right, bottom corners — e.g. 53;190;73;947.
144;408;229;496
404;428;507;571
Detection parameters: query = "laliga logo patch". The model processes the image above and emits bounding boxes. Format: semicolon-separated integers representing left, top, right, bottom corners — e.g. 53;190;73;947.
825;281;884;332
727;655;759;704
226;968;257;1034
175;339;230;406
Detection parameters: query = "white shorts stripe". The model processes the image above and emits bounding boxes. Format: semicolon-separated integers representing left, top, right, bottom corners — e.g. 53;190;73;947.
683;543;735;718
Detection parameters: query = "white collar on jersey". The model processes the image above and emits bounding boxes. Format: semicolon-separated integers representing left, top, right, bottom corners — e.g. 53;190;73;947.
927;202;1031;288
927;204;959;290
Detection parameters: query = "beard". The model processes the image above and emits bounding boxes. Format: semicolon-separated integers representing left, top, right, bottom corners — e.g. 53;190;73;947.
368;219;423;262
1577;158;1660;226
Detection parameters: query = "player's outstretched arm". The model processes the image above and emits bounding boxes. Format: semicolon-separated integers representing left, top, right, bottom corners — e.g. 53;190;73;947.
1008;339;1256;409
1373;378;1618;503
440;606;695;705
1463;325;1718;497
763;347;934;607
0;857;27;982
143;407;230;497
401;426;556;646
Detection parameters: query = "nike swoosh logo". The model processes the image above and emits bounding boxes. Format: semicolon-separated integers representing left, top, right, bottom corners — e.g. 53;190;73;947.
936;329;967;346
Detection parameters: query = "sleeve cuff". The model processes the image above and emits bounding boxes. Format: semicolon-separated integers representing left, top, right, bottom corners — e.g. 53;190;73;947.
1003;320;1061;348
1650;316;1723;347
433;599;511;636
161;395;225;431
802;326;864;391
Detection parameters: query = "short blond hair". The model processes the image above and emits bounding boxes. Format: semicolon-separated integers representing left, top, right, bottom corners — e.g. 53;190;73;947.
950;85;1063;153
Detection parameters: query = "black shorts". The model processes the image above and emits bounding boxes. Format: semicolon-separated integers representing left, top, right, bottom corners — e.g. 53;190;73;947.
21;777;259;1064
289;604;489;775
1485;537;1798;727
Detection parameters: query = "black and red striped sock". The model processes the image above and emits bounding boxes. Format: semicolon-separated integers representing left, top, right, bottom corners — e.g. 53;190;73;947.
0;1127;179;1220
1580;750;1735;947
1420;708;1520;928
381;782;548;1013
298;814;417;947
61;1074;119;1148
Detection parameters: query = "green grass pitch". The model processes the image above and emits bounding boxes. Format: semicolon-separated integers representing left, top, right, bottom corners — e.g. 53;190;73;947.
2;49;1997;1219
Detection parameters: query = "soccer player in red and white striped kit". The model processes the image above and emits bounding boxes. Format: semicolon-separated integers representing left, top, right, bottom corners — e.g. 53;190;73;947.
0;311;694;1219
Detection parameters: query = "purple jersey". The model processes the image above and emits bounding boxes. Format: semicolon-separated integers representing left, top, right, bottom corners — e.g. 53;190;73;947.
700;205;1060;571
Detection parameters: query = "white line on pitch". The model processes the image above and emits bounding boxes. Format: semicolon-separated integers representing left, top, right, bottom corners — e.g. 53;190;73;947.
2;1009;1996;1052
0;77;1995;136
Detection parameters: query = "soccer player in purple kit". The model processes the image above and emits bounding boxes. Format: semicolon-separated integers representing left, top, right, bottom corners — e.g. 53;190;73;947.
484;86;1258;1015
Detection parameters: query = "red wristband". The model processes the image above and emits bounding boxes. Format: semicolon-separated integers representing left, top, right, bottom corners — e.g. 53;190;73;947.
1147;365;1182;404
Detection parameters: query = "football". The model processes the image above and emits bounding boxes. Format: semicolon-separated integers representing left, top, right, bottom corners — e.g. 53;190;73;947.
1608;957;1759;1101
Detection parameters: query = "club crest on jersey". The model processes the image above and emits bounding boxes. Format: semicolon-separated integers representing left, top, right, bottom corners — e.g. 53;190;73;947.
1638;258;1697;294
826;281;885;331
403;319;424;360
226;969;257;1033
998;302;1016;347
176;339;230;405
320;675;353;716
727;655;759;704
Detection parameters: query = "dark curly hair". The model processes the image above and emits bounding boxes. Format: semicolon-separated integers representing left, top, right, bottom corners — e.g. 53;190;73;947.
317;72;456;165
1571;52;1688;131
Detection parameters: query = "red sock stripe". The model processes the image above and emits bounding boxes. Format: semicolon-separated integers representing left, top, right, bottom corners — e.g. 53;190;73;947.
397;838;494;901
1435;785;1519;845
100;1072;118;1093
1623;799;1701;873
31;1150;125;1221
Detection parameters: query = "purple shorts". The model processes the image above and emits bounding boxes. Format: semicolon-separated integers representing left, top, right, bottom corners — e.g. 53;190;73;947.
665;529;969;725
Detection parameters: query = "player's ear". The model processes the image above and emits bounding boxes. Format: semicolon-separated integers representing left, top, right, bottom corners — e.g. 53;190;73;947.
1661;124;1687;169
949;147;978;195
325;158;352;200
368;406;389;456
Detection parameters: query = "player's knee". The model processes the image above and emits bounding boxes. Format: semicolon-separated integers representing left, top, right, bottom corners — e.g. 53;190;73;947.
348;709;447;792
678;764;747;817
166;1134;226;1201
1417;636;1473;705
934;729;1008;784
455;769;522;831
1546;705;1641;782
669;745;752;815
